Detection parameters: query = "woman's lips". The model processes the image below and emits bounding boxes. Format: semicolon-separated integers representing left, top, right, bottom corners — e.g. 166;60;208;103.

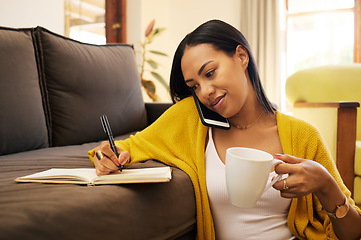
211;95;225;110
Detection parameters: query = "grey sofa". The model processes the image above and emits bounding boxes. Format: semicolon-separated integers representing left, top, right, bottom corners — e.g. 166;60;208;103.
0;26;196;240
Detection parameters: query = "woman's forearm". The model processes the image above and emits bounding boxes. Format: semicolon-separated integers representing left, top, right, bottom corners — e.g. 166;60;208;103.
315;174;361;240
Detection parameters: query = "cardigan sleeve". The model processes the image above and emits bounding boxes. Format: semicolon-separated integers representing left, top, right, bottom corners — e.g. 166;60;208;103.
88;97;203;170
278;112;361;239
88;97;214;240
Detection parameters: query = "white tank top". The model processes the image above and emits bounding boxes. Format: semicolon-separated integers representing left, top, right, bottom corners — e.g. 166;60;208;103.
205;128;294;240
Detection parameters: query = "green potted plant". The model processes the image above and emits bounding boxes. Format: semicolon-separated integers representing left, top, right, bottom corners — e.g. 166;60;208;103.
138;19;168;101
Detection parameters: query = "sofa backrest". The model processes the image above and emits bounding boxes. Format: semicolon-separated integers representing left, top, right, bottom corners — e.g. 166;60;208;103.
0;27;49;155
35;27;147;147
0;26;147;155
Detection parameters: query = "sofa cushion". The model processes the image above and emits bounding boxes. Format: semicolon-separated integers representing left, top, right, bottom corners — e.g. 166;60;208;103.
0;27;48;155
35;27;147;147
0;135;196;240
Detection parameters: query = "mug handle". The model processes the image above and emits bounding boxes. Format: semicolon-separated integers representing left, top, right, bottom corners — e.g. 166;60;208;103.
263;159;284;192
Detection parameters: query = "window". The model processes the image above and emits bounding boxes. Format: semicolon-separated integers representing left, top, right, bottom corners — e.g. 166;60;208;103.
286;0;360;77
64;0;106;44
64;0;126;45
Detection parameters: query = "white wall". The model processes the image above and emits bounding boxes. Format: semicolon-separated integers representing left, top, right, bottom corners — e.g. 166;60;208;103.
0;0;65;35
127;0;241;102
0;0;240;102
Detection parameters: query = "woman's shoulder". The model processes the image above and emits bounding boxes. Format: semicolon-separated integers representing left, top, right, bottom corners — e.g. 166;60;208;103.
276;110;325;149
276;111;330;161
159;97;198;119
170;96;196;111
150;96;200;129
277;111;320;135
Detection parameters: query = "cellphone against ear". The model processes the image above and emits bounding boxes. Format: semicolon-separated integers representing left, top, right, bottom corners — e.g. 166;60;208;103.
191;89;231;130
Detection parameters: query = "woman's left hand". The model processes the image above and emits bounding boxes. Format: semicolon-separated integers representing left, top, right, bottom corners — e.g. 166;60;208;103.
272;154;333;198
274;154;361;240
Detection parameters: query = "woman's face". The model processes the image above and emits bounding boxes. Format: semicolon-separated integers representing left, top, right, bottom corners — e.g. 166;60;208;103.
181;43;251;118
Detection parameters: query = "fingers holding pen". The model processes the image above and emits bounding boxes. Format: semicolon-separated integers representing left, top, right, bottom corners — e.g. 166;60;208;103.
93;151;115;175
118;150;130;165
100;142;129;165
94;152;117;175
94;142;130;176
99;141;120;166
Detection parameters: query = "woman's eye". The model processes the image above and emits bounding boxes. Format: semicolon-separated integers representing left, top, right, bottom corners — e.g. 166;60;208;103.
206;69;215;78
192;84;199;90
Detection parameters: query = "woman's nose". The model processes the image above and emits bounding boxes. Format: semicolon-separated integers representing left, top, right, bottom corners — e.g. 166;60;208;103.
200;82;215;98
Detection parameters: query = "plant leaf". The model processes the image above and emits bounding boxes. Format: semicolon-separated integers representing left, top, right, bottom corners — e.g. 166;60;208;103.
151;71;169;90
153;27;166;37
141;79;156;95
146;59;158;69
146;27;166;43
149;50;168;57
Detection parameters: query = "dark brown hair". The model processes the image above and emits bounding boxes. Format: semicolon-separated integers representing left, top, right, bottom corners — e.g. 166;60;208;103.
169;19;275;113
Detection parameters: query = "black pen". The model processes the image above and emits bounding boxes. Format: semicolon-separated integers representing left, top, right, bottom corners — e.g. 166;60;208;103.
100;115;122;172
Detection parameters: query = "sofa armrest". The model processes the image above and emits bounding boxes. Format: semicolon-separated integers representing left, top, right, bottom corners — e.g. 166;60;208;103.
145;102;173;125
294;100;359;195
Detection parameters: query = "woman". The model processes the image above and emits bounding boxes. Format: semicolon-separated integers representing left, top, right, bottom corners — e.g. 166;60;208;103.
89;20;361;239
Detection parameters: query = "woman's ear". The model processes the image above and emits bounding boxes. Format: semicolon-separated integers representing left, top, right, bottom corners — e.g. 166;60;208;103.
235;45;249;69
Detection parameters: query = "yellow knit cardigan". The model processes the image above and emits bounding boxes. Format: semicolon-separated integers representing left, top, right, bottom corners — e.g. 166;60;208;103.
89;97;361;240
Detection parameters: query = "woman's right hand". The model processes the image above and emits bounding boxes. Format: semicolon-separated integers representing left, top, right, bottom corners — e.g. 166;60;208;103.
92;141;130;176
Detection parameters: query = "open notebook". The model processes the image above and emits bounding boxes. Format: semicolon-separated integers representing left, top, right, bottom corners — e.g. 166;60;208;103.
15;167;172;186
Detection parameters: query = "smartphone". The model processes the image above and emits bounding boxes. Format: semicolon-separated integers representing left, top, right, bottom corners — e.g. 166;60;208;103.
191;89;231;130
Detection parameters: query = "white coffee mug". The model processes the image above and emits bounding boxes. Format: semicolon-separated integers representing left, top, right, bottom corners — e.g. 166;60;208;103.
225;147;283;208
